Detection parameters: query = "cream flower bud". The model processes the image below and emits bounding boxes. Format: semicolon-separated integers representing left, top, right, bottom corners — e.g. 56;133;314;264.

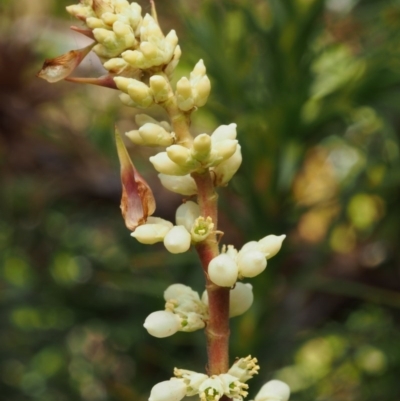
104;57;129;74
258;235;286;259
237;250;267;278
149;379;187;401
127;80;153;108
101;12;118;26
240;241;260;253
166;145;192;166
135;114;172;132
208;254;239;287
176;77;194;111
66;4;95;21
131;219;173;244
125;130;145;145
164;283;194;301
192;134;211;161
165;45;182;76
211;123;238;142
176;201;200;231
191;59;207;78
158;174;197;196
229;283;254;317
86;17;107;29
193;75;211;107
114;76;134;93
212;144;242;186
212;139;238;162
143;310;181;338
254;380;290;401
137;123;174;147
150;153;189;176
150;75;170;103
164;226;191;254
119;93;136;107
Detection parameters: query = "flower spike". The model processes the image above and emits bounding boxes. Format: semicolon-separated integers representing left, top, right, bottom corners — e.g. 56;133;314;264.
115;128;156;231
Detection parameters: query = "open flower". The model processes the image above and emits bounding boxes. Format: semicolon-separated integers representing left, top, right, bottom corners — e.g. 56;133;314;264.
115;128;156;230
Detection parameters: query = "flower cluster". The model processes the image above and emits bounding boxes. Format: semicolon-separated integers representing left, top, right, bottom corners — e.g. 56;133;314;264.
144;283;254;338
149;356;260;401
208;235;286;287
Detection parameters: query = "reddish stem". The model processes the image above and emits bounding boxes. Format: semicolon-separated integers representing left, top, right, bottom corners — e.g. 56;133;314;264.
193;171;230;375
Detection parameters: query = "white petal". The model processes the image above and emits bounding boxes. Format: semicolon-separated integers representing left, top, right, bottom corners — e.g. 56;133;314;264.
163;226;191;254
258;235;286;259
164;283;196;301
208;254;238;287
175;201;200;231
149;379;187;401
229;283;254;317
237;250;267;278
158;174;197;196
254;380;290;401
143;310;181;338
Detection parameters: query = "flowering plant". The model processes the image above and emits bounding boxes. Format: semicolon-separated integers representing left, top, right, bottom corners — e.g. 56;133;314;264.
38;1;290;400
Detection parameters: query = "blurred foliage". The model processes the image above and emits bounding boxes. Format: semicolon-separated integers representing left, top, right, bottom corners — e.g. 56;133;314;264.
2;0;400;400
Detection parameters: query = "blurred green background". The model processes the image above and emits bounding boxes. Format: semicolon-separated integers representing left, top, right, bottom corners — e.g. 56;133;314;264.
2;0;400;400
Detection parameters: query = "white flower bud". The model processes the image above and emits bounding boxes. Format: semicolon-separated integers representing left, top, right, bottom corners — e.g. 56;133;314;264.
164;226;191;254
166;145;192;166
208;254;239;287
131;220;173;244
138;123;174;147
254;380;290;401
127;80;153;108
192;134;211;161
164;283;195;301
150;75;170;103
150;153;189;176
229;283;254;317
258;235;286;259
144;310;181;338
212;144;242;186
240;241;260;253
149;379;187;401
158;174;197;196
237;250;267;278
211;123;237;142
176;201;200;231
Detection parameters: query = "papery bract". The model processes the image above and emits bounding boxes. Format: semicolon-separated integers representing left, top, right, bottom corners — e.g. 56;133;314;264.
37;43;94;83
115;128;156;231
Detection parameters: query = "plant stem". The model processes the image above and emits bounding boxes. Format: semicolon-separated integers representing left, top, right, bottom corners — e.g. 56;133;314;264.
193;171;230;376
